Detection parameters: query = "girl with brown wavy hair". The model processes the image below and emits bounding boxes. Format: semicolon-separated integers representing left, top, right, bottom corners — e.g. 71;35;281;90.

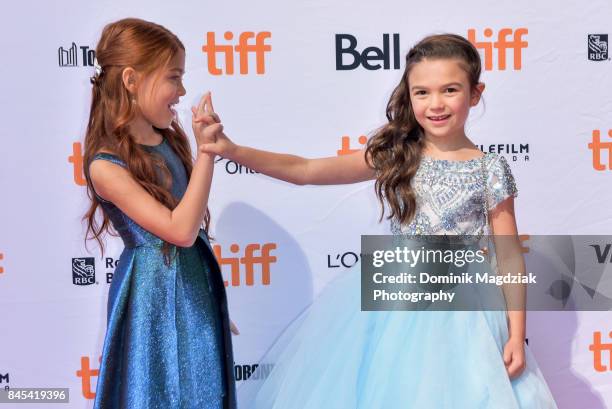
84;18;236;409
201;34;557;407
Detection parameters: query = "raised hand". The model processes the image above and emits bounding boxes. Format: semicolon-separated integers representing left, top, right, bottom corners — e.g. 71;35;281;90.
191;92;223;147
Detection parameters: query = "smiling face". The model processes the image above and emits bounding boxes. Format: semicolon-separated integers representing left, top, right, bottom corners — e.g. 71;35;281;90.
408;58;483;142
135;49;186;129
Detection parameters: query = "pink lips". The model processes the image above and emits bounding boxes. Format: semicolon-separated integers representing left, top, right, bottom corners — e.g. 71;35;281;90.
427;114;450;125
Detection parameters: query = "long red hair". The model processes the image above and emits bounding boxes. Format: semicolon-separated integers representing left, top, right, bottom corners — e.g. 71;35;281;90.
83;18;210;255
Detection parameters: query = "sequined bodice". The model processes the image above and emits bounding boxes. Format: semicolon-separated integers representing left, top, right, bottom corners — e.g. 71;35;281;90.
390;153;517;236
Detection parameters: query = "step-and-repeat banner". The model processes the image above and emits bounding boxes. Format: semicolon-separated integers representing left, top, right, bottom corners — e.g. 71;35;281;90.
1;0;611;407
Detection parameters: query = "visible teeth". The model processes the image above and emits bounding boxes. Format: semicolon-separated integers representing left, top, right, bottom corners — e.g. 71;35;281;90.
429;115;449;120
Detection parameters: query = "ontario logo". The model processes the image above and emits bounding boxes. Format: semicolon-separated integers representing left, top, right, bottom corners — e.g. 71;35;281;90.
72;258;96;286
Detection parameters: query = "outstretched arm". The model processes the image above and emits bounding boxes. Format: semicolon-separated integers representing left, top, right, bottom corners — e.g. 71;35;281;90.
200;132;376;185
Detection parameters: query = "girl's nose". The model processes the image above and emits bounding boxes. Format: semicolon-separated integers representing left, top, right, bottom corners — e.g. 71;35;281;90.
430;94;444;110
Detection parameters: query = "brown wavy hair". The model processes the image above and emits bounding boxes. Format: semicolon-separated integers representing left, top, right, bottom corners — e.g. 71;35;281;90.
365;33;483;226
83;18;210;257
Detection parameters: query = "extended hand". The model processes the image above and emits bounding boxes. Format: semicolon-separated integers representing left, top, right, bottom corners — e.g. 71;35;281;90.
198;131;237;159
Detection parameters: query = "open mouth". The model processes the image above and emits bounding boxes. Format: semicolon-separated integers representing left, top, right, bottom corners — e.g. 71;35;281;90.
427;114;451;122
168;102;178;116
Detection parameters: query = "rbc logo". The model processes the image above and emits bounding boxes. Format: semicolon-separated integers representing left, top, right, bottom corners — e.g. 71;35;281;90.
335;34;400;70
202;32;272;75
467;28;528;70
72;258;96;286
588;34;609;61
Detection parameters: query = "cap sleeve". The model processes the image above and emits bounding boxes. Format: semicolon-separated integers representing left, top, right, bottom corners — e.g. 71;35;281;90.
484;154;518;210
88;152;127;203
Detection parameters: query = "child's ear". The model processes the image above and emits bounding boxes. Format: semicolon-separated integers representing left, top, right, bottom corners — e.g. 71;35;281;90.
470;82;485;106
121;67;138;94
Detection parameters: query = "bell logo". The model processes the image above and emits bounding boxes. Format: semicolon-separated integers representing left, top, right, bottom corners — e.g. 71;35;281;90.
467;28;528;71
588;129;612;170
337;135;367;156
202;32;271;75
76;356;100;399
213;243;277;286
589;331;612;372
68;142;86;186
335;34;401;70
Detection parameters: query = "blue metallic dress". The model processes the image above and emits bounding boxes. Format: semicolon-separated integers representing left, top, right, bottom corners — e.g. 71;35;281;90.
239;153;558;408
89;139;236;409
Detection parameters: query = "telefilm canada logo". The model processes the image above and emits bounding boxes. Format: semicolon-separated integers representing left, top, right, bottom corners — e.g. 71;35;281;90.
476;143;530;162
58;43;96;67
588;34;609;61
72;257;96;286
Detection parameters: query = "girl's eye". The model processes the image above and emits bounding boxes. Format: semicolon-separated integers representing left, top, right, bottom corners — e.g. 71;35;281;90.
414;90;427;96
445;88;457;93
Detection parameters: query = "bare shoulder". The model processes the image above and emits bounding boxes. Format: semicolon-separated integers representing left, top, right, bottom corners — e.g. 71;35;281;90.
89;152;133;201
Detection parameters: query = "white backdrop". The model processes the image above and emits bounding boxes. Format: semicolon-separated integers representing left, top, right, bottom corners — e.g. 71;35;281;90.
1;0;611;407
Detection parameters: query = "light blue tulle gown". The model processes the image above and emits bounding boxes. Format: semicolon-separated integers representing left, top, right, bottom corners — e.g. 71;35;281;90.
89;139;236;409
239;153;558;409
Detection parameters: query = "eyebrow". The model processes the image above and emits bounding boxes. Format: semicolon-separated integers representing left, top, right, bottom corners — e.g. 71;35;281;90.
410;82;464;91
169;68;185;74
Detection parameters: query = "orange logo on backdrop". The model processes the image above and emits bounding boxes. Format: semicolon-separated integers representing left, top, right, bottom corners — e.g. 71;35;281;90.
76;356;100;399
589;331;612;372
337;135;367;156
467;28;528;71
213;243;277;287
69;142;86;186
588;129;612;170
202;32;272;75
0;252;4;274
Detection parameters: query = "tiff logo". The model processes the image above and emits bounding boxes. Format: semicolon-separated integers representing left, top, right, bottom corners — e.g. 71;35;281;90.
588;129;612;170
69;142;86;186
213;243;277;286
58;43;96;67
337;135;367;156
589;331;612;372
202;32;271;75
0;252;4;274
76;356;99;399
467;28;528;70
